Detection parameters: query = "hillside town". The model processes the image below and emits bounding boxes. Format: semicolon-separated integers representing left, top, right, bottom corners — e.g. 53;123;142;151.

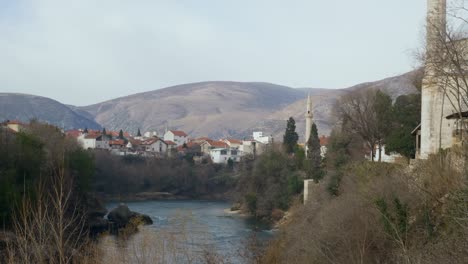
1;119;330;165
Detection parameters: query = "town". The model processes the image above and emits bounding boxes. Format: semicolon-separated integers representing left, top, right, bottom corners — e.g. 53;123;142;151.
2;119;329;165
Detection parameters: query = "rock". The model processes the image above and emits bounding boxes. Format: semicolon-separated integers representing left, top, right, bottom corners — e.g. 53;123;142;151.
133;213;153;225
107;203;133;227
107;203;153;228
88;218;109;235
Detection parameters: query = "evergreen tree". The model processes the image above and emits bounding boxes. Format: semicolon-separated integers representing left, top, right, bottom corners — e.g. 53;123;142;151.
374;90;393;162
118;129;124;139
305;123;323;182
283;117;299;154
84;127;88;133
137;128;141;137
385;94;421;160
102;128;107;136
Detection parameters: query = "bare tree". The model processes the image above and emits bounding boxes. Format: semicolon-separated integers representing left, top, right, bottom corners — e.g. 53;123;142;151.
336;89;380;161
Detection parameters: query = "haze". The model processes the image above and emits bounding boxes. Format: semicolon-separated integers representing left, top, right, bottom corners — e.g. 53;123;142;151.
0;0;426;106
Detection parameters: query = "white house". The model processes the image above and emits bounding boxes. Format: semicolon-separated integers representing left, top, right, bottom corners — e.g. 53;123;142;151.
143;131;158;138
164;130;188;147
253;132;272;144
141;137;168;153
366;145;403;163
210;148;242;164
222;139;242;148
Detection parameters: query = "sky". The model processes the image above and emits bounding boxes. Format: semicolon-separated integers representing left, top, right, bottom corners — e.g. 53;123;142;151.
0;0;428;106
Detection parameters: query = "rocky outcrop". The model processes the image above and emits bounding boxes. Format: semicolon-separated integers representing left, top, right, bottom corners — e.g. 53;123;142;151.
86;195;109;235
107;203;153;229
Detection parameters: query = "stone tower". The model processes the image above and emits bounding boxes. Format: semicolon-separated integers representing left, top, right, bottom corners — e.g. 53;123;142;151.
420;0;453;159
305;94;313;156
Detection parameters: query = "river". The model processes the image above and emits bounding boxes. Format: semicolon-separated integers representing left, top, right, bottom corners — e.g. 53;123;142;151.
101;200;273;263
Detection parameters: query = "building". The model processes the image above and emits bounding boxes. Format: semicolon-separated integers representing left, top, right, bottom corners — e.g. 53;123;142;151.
164;130;188;147
253;132;272;144
140;137;168;153
5;120;25;132
319;135;329;157
210;148;242;164
222;139;242;148
417;0;468;159
200;140;229;155
366;145;403;163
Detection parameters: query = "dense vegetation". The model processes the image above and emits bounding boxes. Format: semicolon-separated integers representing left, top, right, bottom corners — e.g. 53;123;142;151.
92;151;235;199
256;88;467;264
0;121;94;229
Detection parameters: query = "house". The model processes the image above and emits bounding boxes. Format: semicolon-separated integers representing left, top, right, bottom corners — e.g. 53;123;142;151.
78;134;99;149
319;135;329;157
141;137;168;153
5;120;25;133
109;139;126;149
222;139;242;148
164;130;188;147
164;140;177;150
200;140;229;155
366;145;403;163
253;132;272;144
210;148;242;164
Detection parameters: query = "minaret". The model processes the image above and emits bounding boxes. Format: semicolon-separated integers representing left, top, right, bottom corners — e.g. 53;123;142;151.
305;94;313;156
420;0;449;158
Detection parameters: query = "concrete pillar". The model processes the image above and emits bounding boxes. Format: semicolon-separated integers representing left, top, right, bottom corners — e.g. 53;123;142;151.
303;179;316;204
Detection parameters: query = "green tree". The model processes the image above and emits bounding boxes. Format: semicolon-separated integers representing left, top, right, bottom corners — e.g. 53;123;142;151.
102;128;107;136
84;127;88;133
118;129;124;139
374;90;393;162
305;123;323;182
283;117;299;154
385;94;421;160
137;128;141;137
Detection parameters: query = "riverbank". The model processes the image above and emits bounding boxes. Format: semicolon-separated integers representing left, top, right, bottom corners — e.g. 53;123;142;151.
100;191;233;203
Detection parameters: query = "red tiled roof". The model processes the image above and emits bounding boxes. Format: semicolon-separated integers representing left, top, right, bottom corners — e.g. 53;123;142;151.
207;140;229;148
319;136;329;146
129;139;142;146
109;139;125;145
66;130;82;138
196;137;211;141
170;130;188;137
165;140;177;146
225;139;242;145
6;120;24;125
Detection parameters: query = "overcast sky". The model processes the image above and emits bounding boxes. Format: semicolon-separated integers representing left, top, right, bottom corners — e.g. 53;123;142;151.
0;0;427;106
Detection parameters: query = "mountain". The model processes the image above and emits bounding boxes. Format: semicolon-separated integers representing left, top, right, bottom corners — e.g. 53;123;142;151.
79;82;306;139
0;70;422;140
77;70;421;140
0;93;101;130
261;69;423;141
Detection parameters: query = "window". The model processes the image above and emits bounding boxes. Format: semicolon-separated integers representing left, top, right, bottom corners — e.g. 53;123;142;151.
231;150;237;155
220;150;227;155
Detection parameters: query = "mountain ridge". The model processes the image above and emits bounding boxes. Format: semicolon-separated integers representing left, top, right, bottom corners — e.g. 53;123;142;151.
0;69;422;139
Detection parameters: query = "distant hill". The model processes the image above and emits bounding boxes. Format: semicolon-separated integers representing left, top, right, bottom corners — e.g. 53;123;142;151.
79;82;306;139
0;93;101;130
0;69;422;140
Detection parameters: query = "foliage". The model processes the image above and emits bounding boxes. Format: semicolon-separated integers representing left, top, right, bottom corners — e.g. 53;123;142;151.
385;94;421;159
0;122;94;231
282;117;299;154
137;128;141;137
305;123;323;182
236;149;302;221
118;129;124;139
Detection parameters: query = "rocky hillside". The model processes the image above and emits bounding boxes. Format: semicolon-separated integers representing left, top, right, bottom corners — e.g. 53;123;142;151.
0;93;101;130
0;69;422;140
79;82;306;139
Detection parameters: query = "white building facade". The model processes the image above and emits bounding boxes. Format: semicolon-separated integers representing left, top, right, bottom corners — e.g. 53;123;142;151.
164;130;188;147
